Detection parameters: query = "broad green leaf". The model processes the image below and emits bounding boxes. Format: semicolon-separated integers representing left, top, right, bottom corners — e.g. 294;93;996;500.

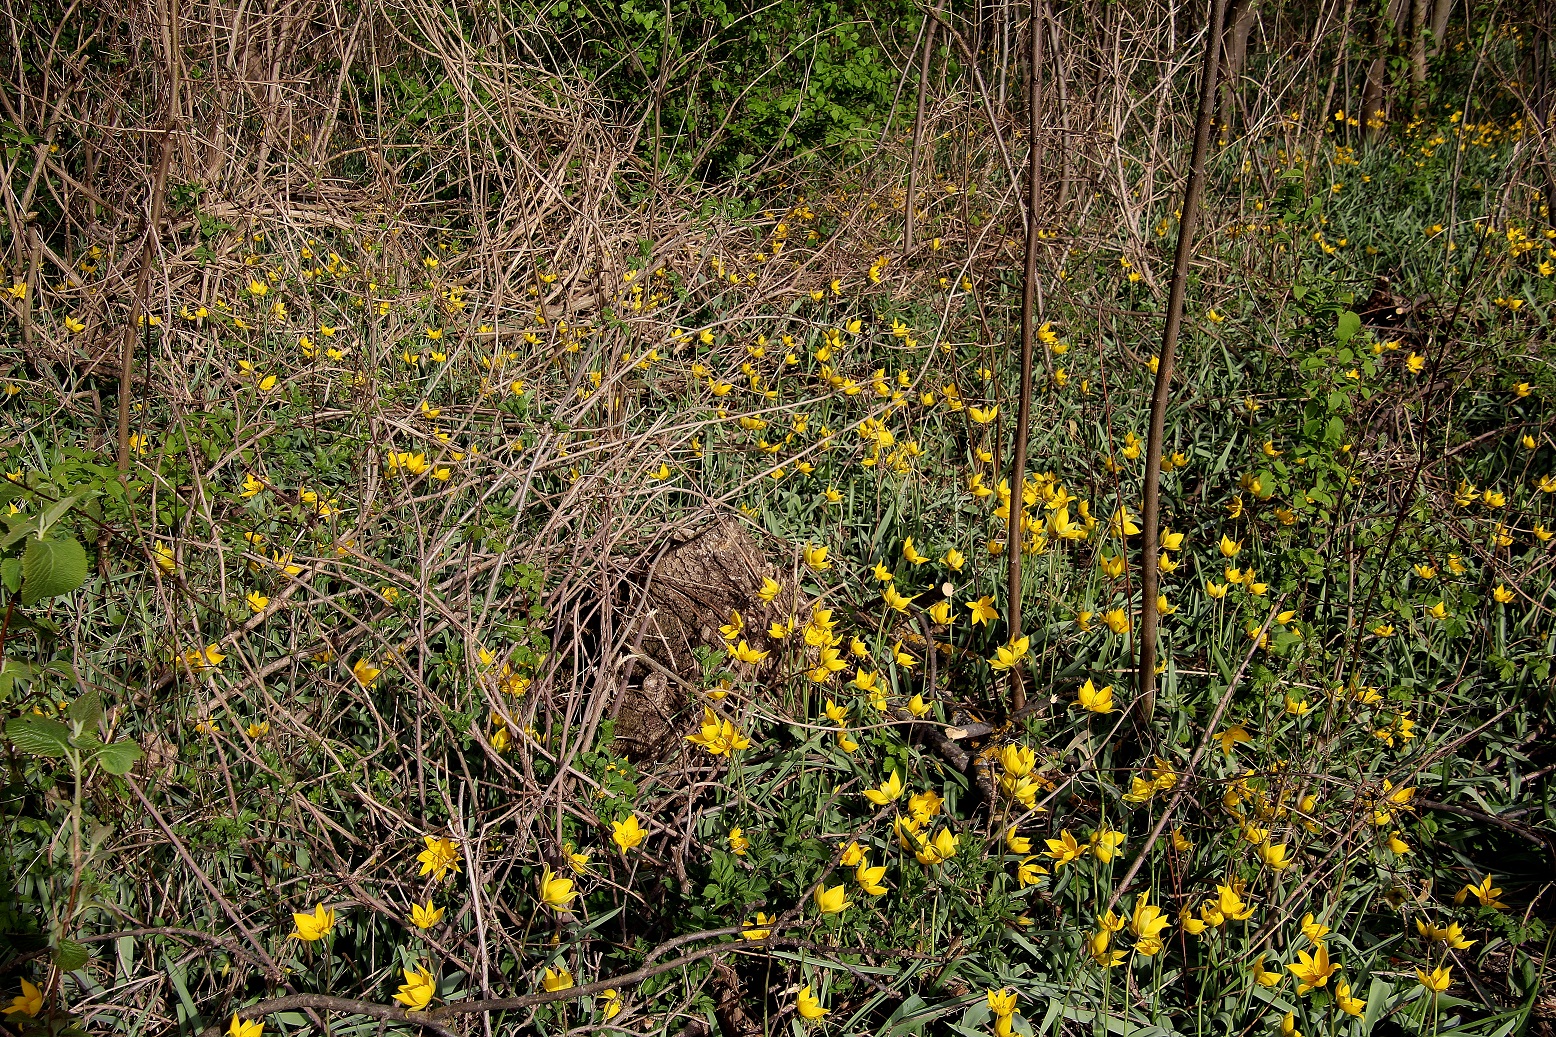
5;714;72;756
21;534;89;606
96;739;144;776
38;493;81;534
69;689;104;730
1335;309;1361;345
53;938;91;971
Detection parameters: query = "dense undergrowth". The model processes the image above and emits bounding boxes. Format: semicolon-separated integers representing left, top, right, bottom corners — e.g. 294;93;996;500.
3;4;1556;1037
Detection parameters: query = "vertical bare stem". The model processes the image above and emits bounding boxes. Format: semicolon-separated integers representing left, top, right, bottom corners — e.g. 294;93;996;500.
118;0;180;473
1004;2;1043;715
905;6;938;252
1137;0;1230;723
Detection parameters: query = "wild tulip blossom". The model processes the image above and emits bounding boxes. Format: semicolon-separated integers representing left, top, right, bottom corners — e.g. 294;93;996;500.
539;867;576;912
858;768;905;805
1287;944;1338;994
684;707;752;756
228;1014;263;1037
5;980;43;1018
1045;830;1085;867
612;815;646;852
913;827;959;865
289;903;336;942
393;964;436;1010
417;836;461;880
966;596;999;625
855;860;888;895
988;635;1030;671
813;883;851;914
1076;678;1114;713
1417;964;1452;995
1000;743;1035;777
1090;826;1125;862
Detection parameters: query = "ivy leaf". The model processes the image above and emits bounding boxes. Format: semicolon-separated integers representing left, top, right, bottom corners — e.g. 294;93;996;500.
96;739;144;776
20;534;89;606
5;715;72;756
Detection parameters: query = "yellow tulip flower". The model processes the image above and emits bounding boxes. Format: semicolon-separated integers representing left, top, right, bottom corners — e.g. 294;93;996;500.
1000;743;1035;777
409;901;444;929
796;984;828;1020
6;980;43;1019
913;827;959;866
227;1014;262;1037
863;770;904;805
417;836;461;880
1249;953;1283;986
1076;678;1114;714
966;595;999;625
1090;826;1125;863
1416;964;1451;994
1110;506;1141;537
612;814;646;853
1256;840;1292;870
1286;943;1338;994
289;903;336;942
1045;830;1085;867
813;883;851;914
539;867;576;912
352;658;381;688
732;640;769;665
855;860;888;895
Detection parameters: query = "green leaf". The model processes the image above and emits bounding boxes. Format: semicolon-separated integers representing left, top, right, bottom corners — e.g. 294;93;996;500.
37;493;81;534
20;534;89;606
0;557;18;594
69;689;103;730
53;938;91;971
1335;310;1361;345
5;714;72;756
96;739;144;776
